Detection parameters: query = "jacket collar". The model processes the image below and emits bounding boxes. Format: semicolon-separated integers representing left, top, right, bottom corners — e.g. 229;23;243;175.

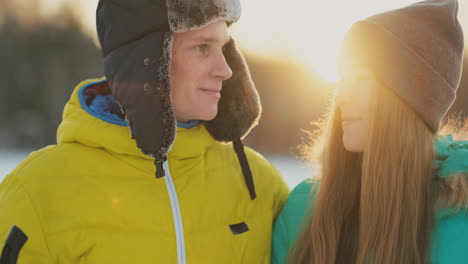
434;134;468;179
434;134;468;219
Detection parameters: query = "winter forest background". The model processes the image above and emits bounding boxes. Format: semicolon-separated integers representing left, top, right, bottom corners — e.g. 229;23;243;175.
1;0;468;186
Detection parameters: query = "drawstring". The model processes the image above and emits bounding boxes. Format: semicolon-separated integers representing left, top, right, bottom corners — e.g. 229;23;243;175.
233;138;257;200
154;154;167;178
153;141;256;200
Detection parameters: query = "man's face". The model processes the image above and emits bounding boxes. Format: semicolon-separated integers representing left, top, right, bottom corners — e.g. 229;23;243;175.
171;21;233;123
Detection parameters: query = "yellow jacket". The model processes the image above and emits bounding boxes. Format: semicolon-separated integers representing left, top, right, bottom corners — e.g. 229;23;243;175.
0;78;289;263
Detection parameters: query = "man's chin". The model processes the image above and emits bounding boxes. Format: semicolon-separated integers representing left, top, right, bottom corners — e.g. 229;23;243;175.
197;109;219;121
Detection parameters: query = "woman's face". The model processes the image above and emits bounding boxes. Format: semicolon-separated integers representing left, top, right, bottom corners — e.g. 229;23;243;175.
335;57;377;152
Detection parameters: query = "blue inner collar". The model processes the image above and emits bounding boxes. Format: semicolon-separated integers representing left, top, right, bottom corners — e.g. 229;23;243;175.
177;120;201;129
79;80;200;129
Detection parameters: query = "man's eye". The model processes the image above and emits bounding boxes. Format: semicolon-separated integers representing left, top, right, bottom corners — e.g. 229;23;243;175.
197;44;208;53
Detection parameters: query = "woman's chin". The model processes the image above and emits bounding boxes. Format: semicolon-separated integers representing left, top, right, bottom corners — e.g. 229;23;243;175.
342;136;364;153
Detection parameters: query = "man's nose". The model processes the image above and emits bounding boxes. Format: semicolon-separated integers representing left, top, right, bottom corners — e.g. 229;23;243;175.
212;53;233;80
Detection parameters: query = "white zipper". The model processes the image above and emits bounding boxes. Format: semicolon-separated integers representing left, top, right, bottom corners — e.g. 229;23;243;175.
163;161;187;264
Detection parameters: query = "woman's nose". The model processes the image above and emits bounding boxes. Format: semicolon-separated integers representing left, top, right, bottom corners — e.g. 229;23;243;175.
334;81;352;105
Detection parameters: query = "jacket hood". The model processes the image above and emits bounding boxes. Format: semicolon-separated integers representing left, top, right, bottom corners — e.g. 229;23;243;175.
57;79;147;160
57;78;217;167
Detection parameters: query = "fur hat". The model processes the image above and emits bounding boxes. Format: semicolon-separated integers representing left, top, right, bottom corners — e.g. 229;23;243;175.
341;0;464;132
96;0;260;199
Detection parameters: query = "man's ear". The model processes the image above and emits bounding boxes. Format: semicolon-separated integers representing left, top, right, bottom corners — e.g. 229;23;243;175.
203;38;261;142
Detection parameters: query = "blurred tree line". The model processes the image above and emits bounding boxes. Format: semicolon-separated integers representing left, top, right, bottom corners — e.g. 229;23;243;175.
1;2;467;155
0;1;103;150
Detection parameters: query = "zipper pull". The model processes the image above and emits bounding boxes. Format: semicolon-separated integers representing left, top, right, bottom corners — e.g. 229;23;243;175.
154;155;167;178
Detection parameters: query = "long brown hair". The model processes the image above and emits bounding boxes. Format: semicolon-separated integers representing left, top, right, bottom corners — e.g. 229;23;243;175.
289;84;436;264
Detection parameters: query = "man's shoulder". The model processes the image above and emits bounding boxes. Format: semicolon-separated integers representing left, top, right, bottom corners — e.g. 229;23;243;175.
4;143;105;186
0;145;64;202
243;146;282;177
243;146;272;163
8;145;63;179
207;142;280;174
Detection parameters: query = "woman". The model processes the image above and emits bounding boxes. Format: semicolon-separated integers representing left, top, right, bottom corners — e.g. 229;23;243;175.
272;0;467;263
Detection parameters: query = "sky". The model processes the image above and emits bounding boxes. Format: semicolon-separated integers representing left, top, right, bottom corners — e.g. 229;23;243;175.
40;0;468;82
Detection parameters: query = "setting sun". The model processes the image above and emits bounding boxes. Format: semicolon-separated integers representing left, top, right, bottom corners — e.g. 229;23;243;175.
231;0;436;82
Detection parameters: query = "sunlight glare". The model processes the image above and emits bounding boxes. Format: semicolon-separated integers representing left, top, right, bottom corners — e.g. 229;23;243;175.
74;0;466;83
232;0;424;82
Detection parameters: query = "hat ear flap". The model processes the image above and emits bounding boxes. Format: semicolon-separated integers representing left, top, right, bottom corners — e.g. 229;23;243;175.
204;38;262;142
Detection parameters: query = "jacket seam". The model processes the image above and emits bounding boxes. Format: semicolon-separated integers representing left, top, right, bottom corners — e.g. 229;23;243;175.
106;151;153;174
12;145;62;175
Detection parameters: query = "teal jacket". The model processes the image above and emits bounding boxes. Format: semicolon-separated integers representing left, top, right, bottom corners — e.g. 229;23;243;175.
272;135;468;264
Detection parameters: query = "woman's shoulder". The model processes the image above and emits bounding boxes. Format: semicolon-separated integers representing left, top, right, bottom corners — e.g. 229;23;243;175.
291;179;316;197
284;178;318;213
272;179;318;264
433;131;468;264
432;209;468;263
274;178;319;237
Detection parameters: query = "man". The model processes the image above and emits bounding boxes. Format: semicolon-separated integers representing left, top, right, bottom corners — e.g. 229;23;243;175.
0;0;289;263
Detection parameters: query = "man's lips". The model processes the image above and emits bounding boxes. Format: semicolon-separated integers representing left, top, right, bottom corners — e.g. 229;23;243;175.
200;88;221;93
200;88;221;99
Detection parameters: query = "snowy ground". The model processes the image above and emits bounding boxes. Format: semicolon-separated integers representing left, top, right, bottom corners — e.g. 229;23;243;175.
0;150;314;188
0;150;31;181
